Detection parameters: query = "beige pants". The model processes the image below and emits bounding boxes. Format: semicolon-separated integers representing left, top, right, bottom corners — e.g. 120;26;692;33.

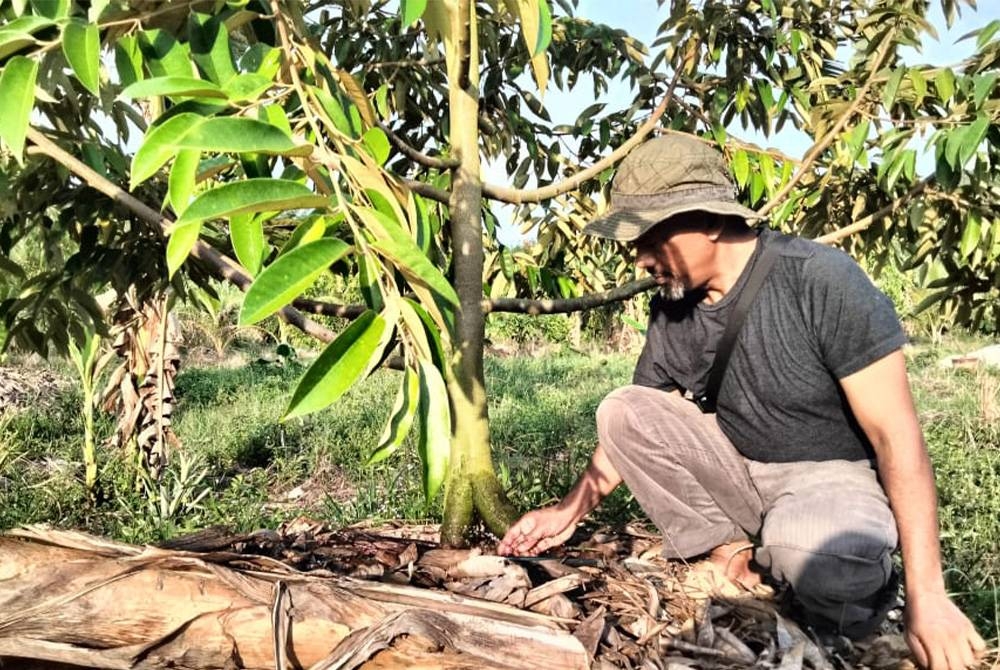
597;385;899;637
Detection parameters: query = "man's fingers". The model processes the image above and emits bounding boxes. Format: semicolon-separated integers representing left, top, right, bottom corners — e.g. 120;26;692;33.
943;641;973;670
968;630;987;655
907;632;929;670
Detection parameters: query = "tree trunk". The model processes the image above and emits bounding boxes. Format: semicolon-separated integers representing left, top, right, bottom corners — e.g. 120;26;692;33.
440;0;518;546
0;527;588;670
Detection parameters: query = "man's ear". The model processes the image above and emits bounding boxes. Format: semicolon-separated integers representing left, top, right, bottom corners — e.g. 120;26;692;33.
706;215;726;241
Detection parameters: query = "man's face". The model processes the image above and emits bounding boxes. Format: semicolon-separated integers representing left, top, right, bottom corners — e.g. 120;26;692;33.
631;212;711;301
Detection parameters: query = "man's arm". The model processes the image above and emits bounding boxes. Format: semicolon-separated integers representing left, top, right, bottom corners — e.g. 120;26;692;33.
497;442;623;556
840;350;985;670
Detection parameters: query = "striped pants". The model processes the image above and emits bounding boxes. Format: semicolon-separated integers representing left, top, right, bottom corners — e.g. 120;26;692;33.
596;385;899;638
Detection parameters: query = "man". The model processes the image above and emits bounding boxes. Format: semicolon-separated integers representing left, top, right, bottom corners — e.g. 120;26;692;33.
498;135;986;670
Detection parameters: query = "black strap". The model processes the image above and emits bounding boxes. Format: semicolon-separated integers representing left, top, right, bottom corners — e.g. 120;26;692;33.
695;235;790;413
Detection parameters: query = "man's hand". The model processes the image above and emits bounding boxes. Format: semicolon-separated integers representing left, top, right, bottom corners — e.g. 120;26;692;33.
497;506;577;556
905;591;986;670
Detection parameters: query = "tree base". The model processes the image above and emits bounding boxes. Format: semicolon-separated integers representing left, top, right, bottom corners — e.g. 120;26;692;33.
441;469;519;547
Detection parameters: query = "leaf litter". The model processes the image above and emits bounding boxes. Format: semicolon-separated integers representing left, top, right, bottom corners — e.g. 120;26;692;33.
155;517;988;670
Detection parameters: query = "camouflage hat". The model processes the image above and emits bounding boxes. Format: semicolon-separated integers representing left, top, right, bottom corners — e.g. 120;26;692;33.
583;134;761;241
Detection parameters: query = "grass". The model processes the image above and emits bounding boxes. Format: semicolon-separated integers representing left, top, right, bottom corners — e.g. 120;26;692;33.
0;337;998;639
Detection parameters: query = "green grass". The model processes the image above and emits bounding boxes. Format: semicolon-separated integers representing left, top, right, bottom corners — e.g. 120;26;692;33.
0;340;997;638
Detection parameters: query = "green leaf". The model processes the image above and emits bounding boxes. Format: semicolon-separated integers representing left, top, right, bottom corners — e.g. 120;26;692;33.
358;252;384;311
0;56;38;162
357;208;460;307
0;31;38;61
240;43;282;80
884;152;907;191
901;149;916;183
166;222;202;278
944;126;964;169
61;19;100;95
536;0;553;55
935;69;955;103
131;113;201;189
400;0;428;26
416;359;450;503
883;67;904;110
230;213;266;276
278;216;327;256
30;0;68;19
284;310;387;420
260;104;293;137
973;73;997;109
114;35;143;87
121;76;226;100
976;19;1000;49
168;149;199;215
959;212;982;259
313;86;354;137
847;120;870;162
908;67;927;106
188;12;237;85
1;15;55;34
732;149;749;187
175;117;313;156
240;238;350;325
959;114;990;166
749;172;765;205
362;126;391;165
224;73;273;102
401;297;446;370
176;179;329;228
758;153;776;196
137;29;193;79
368;365;420;465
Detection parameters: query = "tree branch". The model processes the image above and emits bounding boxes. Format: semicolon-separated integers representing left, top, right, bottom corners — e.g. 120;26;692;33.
485;277;657;315
480;61;685;205
755;34;896;219
292;298;368;319
378;120;461;170
815;176;932;246
404;178;452;204
25;126;340;344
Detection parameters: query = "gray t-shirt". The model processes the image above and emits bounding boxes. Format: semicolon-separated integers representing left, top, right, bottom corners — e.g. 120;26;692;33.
632;228;907;463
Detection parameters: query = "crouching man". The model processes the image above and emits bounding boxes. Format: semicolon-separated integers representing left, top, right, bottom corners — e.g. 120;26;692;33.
498;135;985;670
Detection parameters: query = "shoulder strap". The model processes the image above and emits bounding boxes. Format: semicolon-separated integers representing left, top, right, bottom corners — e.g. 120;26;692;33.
696;234;790;413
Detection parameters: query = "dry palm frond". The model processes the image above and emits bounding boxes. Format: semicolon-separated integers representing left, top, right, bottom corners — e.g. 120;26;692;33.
101;290;182;481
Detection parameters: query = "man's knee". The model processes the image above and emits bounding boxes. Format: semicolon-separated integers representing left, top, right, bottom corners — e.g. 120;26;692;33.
760;537;893;603
758;533;897;638
596;385;652;439
596;385;688;435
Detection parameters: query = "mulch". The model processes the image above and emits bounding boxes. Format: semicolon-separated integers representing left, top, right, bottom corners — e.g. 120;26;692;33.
0;365;66;414
161;518;938;670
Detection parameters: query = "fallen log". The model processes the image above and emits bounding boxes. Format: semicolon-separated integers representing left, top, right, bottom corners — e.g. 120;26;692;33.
0;526;589;670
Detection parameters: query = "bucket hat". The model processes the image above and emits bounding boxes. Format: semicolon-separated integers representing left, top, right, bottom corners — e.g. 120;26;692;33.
583;134;761;241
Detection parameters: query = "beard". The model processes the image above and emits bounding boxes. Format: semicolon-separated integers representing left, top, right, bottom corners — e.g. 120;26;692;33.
658;276;686;302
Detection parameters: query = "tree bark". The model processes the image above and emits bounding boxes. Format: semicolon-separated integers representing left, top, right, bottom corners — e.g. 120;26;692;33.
0;527;588;670
440;0;518;546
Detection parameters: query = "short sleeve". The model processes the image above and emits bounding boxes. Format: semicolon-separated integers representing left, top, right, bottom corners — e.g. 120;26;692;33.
803;250;907;379
632;295;682;391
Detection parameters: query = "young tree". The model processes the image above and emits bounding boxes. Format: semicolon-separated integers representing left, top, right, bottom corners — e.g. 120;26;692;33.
1;0;997;544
